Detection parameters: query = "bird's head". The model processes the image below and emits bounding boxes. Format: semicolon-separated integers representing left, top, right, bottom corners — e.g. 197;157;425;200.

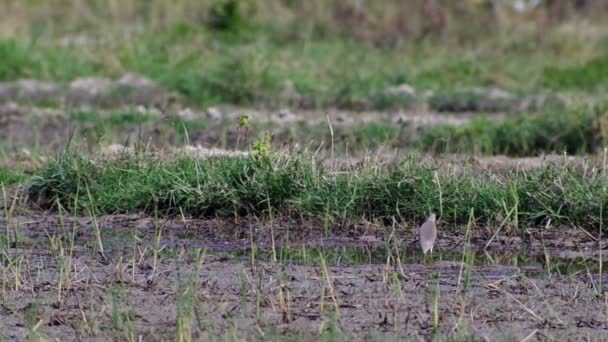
428;213;436;223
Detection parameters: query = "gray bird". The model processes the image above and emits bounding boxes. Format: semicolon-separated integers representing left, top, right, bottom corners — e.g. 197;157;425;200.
419;213;437;254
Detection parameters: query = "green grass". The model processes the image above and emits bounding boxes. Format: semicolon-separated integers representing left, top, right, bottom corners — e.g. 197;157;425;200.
347;123;405;146
69;110;157;127
416;107;604;155
428;89;520;113
0;39;100;81
29;152;608;230
0;169;29;186
111;33;421;109
0;33;420;110
543;56;608;90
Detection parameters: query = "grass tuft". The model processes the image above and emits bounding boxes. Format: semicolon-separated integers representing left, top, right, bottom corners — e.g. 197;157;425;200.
0;169;29;186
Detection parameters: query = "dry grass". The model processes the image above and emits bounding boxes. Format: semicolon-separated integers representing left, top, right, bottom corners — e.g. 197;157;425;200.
2;0;608;45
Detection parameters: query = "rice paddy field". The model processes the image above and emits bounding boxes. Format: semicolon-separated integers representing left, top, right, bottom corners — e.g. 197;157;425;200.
2;0;608;340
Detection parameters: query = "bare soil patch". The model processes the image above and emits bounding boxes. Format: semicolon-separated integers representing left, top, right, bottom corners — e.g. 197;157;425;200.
0;103;505;156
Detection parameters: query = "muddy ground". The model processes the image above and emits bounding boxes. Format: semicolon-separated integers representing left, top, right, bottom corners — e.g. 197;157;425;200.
1;197;608;341
0;101;504;159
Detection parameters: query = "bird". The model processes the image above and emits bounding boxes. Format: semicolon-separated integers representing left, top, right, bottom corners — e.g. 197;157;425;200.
419;213;437;255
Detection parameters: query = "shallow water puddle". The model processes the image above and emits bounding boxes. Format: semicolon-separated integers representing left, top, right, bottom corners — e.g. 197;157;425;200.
91;231;604;278
5;213;604;280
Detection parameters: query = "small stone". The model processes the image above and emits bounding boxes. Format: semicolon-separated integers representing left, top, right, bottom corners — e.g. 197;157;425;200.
206;107;223;121
117;73;156;88
359;235;382;244
69;77;113;95
333;112;353;125
0;82;17;101
279;79;301;103
272;108;297;123
486;88;515;100
519;93;567;111
384;83;416;97
19;148;31;159
98;144;134;159
177;107;197;120
181;145;249;158
16;80;59;98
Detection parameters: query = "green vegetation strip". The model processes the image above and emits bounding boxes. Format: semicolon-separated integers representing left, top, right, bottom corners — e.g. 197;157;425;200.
417;107;605;156
30;153;607;229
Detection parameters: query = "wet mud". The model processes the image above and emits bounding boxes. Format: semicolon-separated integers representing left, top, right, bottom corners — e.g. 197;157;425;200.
1;206;607;340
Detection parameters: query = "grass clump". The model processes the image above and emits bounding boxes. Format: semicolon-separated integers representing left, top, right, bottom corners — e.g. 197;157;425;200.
348;123;404;146
428;88;519;113
208;0;247;32
29;152;608;230
543;56;608;90
416;108;603;156
0;169;29;186
0;39;98;81
69;110;157;127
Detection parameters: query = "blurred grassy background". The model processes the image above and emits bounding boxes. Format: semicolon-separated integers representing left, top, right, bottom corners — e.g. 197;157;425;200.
0;0;607;109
